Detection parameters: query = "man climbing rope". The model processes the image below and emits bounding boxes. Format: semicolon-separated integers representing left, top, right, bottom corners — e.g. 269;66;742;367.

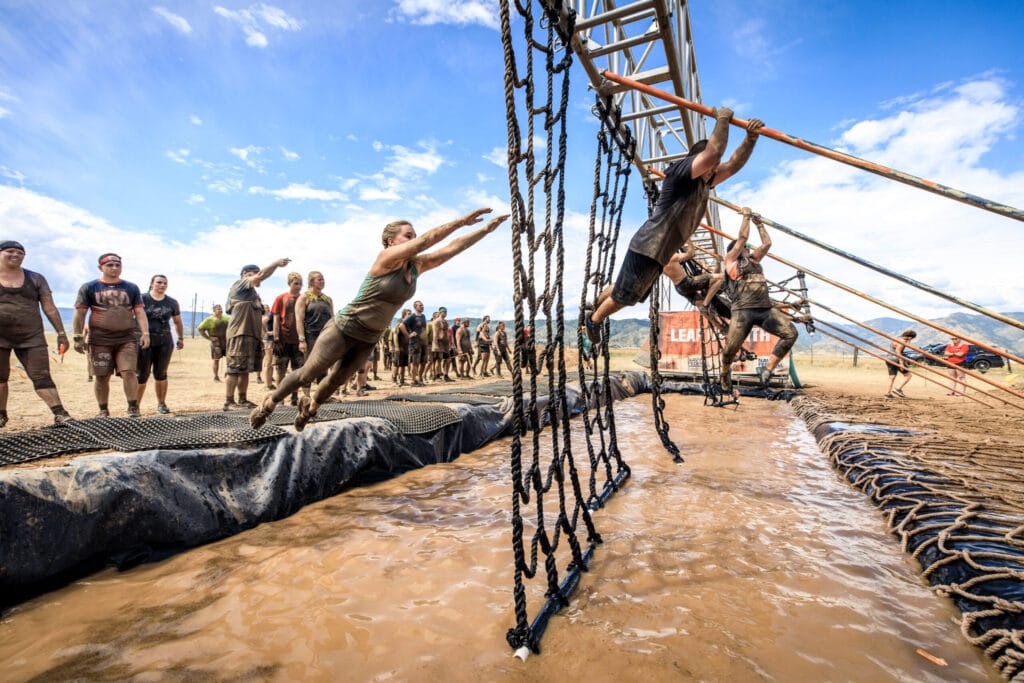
719;210;798;394
585;106;764;343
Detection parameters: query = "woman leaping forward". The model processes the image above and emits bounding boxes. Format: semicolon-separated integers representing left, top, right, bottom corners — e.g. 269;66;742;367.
250;208;509;431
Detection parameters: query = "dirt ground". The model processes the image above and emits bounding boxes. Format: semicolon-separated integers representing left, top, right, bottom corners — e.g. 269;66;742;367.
3;337;1023;458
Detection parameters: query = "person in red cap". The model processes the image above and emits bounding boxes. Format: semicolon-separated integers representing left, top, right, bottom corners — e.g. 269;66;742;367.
0;240;73;427
72;252;149;417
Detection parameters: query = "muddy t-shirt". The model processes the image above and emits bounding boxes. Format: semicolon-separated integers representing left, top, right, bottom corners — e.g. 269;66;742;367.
226;278;264;340
271;292;300;344
142;294;180;345
0;269;50;349
726;253;772;310
628;156;711;266
75;279;143;345
197;315;229;344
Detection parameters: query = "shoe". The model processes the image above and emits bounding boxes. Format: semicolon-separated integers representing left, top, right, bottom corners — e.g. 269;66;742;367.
373;375;380;381
127;406;141;418
294;395;314;432
583;307;602;345
356;387;367;397
53;410;73;425
946;391;956;396
214;376;221;382
758;366;772;387
96;409;110;418
267;383;277;390
238;400;257;409
444;375;455;382
364;384;376;391
256;376;263;384
0;414;7;429
87;376;93;382
223;400;236;411
249;400;274;430
892;388;906;398
290;394;298;406
883;393;895;399
156;403;171;414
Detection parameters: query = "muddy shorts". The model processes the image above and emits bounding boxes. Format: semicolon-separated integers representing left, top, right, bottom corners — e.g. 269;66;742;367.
209;338;225;360
226;335;264;375
89;340;138;378
612;250;662;307
410;338;428;364
0;344;56;390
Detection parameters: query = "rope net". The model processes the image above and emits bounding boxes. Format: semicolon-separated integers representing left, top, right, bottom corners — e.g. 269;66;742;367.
499;0;631;655
793;396;1024;680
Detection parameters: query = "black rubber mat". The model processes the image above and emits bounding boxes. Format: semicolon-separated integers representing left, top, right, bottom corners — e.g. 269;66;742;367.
386;392;505;406
61;414;286;452
0;414;286;467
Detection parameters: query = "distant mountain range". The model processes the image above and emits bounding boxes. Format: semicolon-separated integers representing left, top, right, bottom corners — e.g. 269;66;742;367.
51;307;1024;356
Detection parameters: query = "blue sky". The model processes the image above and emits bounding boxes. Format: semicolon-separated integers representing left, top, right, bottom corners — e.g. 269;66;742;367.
1;0;1022;326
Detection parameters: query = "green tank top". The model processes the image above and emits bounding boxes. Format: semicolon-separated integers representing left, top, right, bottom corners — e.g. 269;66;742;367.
335;263;418;343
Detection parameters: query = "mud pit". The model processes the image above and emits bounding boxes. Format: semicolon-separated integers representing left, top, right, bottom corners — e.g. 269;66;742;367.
0;395;999;681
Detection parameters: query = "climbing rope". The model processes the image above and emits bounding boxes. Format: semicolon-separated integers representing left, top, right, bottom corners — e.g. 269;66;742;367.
500;0;630;656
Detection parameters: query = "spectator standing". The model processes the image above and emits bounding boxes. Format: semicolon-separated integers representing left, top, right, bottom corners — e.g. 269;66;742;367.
72;252;149;417
271;272;305;406
224;259;289;411
945;336;969;396
136;274;184;414
198;304;230;382
0;240;72;427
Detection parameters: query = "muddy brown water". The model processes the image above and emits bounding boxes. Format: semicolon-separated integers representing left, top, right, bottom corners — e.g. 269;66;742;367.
0;395;998;681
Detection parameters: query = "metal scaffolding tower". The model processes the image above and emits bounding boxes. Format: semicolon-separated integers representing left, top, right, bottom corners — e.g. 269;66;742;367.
551;0;723;269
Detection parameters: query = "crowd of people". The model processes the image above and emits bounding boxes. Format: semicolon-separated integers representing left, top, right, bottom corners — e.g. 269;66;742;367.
0;106;982;430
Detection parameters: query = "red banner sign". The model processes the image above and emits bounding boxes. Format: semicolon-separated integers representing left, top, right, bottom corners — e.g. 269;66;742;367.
656;310;788;376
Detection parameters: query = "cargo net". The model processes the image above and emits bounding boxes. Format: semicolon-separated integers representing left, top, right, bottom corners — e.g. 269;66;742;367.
499;0;630;656
793;396;1024;680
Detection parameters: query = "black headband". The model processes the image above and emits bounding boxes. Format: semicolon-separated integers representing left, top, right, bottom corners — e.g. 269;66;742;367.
0;240;25;252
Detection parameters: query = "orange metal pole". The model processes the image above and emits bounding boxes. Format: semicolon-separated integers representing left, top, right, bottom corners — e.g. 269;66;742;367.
600;70;1024;222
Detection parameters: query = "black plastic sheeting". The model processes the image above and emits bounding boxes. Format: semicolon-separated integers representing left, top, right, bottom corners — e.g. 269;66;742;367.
0;371;651;601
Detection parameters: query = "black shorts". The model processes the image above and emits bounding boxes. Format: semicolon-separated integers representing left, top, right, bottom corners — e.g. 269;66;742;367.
274;342;304;370
612;250;662;307
886;360;908;376
674;272;712;298
138;339;174;383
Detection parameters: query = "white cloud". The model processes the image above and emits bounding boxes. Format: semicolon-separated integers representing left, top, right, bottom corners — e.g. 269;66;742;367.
0;107;11;120
383;140;447;177
152;6;192;34
725;76;1024;323
190;114;203;126
390;0;499;30
214;4;302;48
483;147;506;167
249;183;345;201
186;194;205;204
166;148;191;164
359;187;402;201
0;166;26;184
0;185;521;319
280;146;299;161
207;178;244;193
229;145;265;170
